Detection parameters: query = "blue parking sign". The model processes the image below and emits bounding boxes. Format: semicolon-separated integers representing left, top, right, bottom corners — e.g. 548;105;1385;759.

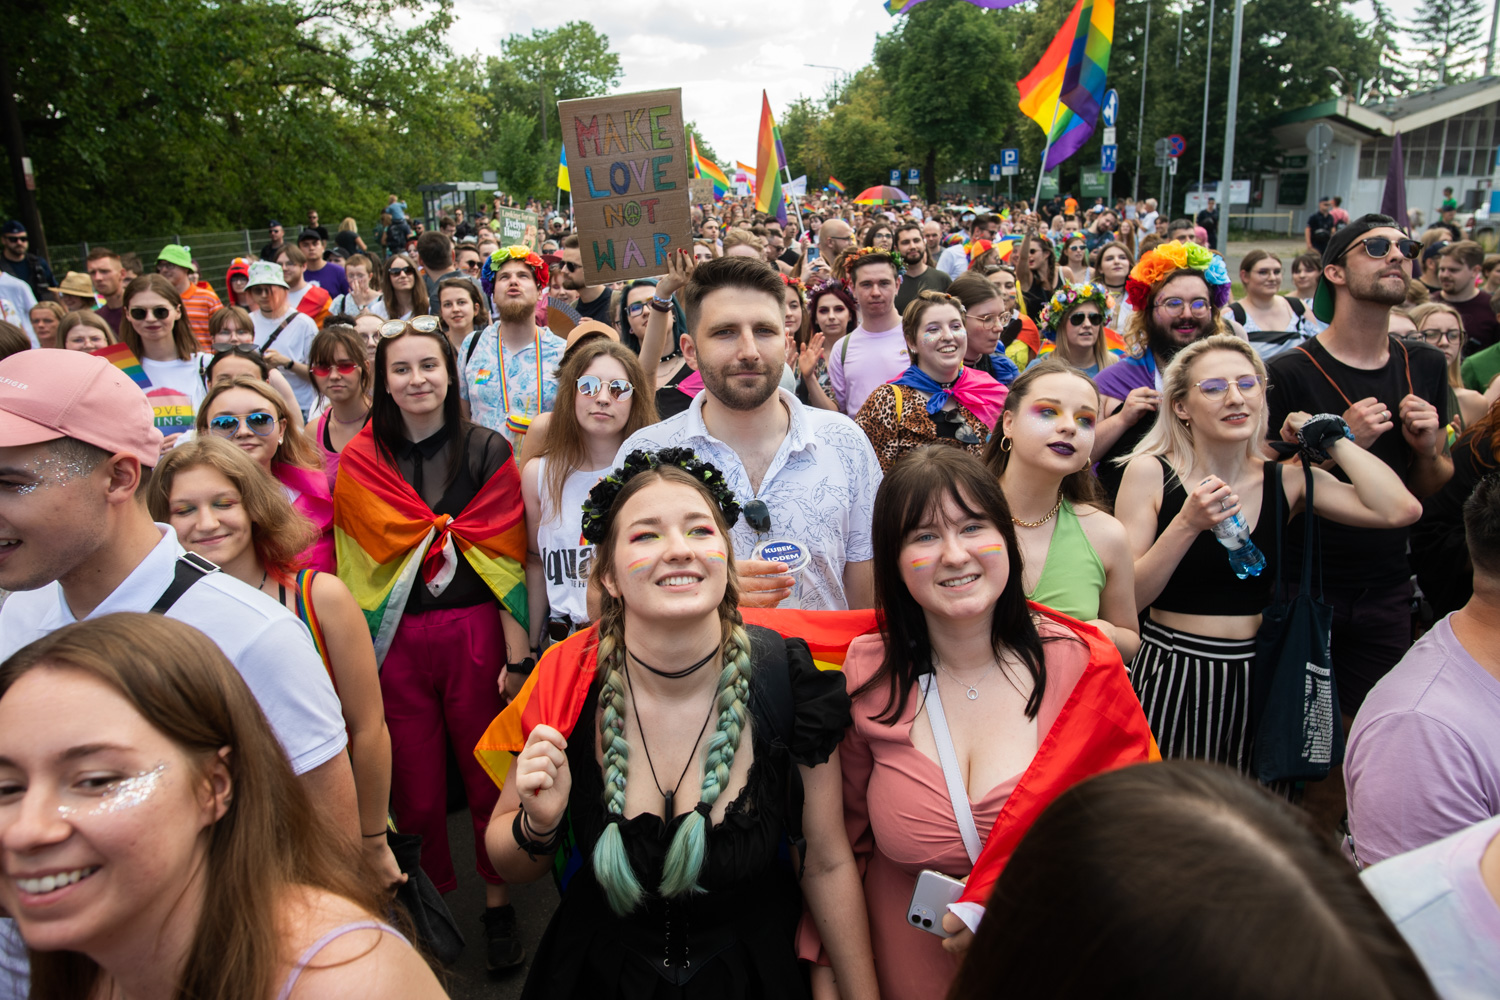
890;169;900;185
908;168;920;184
1001;148;1019;168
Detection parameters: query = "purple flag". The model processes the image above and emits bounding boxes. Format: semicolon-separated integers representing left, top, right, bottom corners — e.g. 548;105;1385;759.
1380;131;1408;231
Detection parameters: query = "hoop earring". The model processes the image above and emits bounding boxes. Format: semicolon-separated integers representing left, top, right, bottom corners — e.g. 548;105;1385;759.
1000;436;1013;452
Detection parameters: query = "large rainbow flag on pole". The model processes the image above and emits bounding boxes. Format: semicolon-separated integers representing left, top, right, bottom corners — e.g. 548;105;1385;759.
334;426;529;663
755;92;788;225
1018;0;1114;171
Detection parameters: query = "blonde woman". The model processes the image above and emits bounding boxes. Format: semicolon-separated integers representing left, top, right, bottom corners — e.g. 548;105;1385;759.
1409;302;1496;429
1115;335;1420;773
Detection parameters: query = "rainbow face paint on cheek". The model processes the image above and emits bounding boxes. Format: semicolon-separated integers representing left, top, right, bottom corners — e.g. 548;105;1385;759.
627;557;653;576
909;557;934;571
977;544;1006;557
704;551;727;564
57;762;169;819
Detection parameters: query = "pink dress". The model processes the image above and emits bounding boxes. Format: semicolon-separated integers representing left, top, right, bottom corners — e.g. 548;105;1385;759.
799;624;1089;1000
276;461;336;573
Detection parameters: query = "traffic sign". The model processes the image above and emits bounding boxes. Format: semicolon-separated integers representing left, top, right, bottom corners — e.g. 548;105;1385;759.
1166;134;1187;158
1102;88;1119;128
989;163;1001;181
908;168;920;184
890;169;901;185
1101;145;1117;174
1154;138;1170;157
1001;148;1019;176
1306;123;1334;154
1102;127;1117;146
1168;158;1179;175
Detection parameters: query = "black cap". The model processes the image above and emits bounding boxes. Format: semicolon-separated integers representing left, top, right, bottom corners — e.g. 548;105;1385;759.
2;220;24;235
1313;213;1401;323
296;228;324;243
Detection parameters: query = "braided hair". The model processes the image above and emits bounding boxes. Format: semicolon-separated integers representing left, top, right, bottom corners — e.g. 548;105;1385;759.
587;464;751;915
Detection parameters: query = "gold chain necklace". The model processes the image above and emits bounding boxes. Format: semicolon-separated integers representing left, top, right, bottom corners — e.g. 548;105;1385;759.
1011;492;1063;529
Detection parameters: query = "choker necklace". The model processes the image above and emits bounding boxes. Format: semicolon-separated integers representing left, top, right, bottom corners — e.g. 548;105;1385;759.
1012;492;1063;528
938;375;959;389
624;663;717;819
660;348;682;365
628;643;718;680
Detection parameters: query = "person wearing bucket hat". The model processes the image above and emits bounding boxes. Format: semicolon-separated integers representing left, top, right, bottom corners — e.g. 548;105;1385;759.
46;270;98;311
1264;212;1453;835
244;259;319;416
458;246;565;456
157;243;222;351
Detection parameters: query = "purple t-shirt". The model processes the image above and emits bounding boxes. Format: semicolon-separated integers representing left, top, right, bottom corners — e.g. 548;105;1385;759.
827;318;909;416
1361;814;1500;999
303;260;349;298
1094;353;1157;401
1347;615;1500;866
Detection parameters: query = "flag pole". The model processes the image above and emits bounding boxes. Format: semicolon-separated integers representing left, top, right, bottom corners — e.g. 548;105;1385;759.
1033;96;1064;207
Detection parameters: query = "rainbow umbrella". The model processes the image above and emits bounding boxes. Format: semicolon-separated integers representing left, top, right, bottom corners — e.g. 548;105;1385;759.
853;185;910;205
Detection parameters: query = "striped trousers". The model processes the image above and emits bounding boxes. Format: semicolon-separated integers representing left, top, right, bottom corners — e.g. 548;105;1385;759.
1130;619;1257;775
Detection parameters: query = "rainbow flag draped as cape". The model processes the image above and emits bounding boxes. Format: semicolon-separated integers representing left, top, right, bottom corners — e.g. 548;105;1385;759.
334;425;528;665
691;135;730;201
1018;0;1115;171
755;92;788;226
473;605;1157;915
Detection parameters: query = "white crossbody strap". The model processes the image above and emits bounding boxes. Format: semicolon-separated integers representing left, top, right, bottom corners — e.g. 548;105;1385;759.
919;673;981;865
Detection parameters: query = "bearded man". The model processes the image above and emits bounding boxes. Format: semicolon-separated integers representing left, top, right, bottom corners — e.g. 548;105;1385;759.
458;247;566;453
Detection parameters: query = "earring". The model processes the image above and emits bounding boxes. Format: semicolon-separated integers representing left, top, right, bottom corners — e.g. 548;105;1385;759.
1000;436;1013;452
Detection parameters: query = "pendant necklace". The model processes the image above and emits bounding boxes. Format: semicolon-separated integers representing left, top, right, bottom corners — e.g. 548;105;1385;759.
624;663;717;820
937;656;999;701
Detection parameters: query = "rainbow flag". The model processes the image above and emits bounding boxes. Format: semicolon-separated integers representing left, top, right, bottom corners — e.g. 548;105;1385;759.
885;0;1030;15
755;93;787;225
92;342;149;390
828;176;845;194
335;425;528;663
692;135;730;201
1019;0;1114;170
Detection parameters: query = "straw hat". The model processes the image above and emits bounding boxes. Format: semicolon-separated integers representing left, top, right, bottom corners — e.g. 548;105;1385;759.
48;271;96;299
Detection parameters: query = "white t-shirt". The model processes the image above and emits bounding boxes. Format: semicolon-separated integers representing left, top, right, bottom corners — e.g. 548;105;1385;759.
0;527;347;999
826;319;909;416
616;388;881;611
251;308;319;414
139;355;209;418
534;456;605;626
937;242;969;281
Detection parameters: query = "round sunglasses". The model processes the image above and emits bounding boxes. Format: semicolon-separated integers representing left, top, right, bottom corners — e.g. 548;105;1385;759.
207;411;277;437
1342;236;1422;262
129;306;173;322
1067;311;1103;327
380;316;441;338
577;375;634;400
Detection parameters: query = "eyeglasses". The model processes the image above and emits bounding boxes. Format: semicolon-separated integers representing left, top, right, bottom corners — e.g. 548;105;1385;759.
1154;297;1210;314
743;499;772;534
207;411;277;437
311;361;361;378
969;312;1005;328
129;306;173;321
1421;326;1461;345
577;375;634;400
388;266;415;277
1193;375;1267;400
380;315;440;338
1068;311;1103;327
1344;236;1422;262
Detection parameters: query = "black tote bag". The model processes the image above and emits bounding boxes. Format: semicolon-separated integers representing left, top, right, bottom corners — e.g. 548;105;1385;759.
1251;456;1344;784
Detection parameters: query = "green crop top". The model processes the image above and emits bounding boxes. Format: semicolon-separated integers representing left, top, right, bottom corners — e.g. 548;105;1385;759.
1025;499;1107;622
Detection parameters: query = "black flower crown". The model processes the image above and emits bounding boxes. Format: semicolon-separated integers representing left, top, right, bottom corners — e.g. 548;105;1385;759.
580;447;741;546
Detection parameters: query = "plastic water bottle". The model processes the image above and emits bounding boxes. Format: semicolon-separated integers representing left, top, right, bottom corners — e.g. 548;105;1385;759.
1211;512;1267;579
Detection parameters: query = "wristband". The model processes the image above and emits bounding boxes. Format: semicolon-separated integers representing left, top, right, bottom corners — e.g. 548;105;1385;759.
1296;413;1354;463
363;830;387;838
507;655;536;678
513;809;564;860
647;295;673;313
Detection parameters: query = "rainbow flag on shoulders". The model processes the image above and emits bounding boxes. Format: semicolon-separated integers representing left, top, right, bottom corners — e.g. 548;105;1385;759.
335;425;528;664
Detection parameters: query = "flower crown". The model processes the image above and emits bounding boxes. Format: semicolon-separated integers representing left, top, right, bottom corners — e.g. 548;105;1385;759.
840;245;906;284
780;273;804;292
580;448;741;546
480;245;548;298
1125;242;1231;312
1041;282;1115;332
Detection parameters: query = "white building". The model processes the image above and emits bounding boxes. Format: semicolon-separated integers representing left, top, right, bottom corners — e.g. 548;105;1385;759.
1266;76;1500;229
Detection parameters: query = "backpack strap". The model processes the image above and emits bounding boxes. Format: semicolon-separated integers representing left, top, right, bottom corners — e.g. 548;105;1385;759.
840;330;852;365
464;325;490;368
892;383;903;422
149;553;219;615
1229;301;1246;325
1287;296;1306;317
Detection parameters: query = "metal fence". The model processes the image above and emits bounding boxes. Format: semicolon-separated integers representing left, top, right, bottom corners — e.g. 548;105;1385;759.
49;228;277;300
1224;211;1298;237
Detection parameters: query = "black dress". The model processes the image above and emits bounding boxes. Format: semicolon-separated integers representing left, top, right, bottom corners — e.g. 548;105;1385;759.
521;635;851;1000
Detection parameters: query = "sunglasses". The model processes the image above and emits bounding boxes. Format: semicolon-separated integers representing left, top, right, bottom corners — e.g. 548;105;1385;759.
380;315;440;338
1193;375;1267;400
560;261;583;272
207;411;277;437
743;499;772;535
213;344;263;359
933;408;985;444
129;306;173;321
388;266;415;277
2;235;26;243
1344;236;1422;261
312;361;361;378
1068;311;1103;327
577;375;634;400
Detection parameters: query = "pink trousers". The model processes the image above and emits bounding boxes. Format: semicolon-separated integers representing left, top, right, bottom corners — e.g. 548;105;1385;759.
380;603;507;892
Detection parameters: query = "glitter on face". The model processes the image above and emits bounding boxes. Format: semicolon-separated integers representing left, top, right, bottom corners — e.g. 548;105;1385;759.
5;455;96;495
57;762;168;818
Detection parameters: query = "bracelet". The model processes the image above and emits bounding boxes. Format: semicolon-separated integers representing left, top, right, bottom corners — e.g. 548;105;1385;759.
512;809;564;860
362;830;387;838
1296;413;1354;463
647;296;672;313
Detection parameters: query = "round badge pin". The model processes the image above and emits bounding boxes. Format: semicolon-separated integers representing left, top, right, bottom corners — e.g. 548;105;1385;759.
752;538;811;574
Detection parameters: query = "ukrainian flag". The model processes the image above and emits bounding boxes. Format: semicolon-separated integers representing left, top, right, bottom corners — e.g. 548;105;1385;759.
557;145;570;193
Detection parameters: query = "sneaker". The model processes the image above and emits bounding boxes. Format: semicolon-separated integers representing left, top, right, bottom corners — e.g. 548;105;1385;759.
481;904;525;974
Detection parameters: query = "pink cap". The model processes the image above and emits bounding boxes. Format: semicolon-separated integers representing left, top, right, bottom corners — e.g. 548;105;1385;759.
0;350;165;467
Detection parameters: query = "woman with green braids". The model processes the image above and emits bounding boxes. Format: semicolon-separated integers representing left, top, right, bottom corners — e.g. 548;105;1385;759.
483;448;880;1000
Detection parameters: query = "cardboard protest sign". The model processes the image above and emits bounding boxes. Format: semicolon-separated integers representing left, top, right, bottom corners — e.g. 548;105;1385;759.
558;88;692;285
689;178;716;207
493;207;540;251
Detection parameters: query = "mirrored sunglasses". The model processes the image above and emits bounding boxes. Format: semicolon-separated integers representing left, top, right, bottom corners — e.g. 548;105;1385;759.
577;375;634;400
207;411;277;437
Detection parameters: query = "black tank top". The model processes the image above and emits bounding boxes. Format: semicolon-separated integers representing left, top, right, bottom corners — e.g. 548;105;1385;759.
1151;457;1283;616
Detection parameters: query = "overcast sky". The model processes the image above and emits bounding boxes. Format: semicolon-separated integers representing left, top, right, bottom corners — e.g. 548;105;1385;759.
447;0;1430;171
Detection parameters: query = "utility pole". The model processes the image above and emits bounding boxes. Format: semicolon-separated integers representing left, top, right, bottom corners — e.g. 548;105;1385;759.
1487;0;1500;76
1133;0;1153;203
0;48;46;260
1198;0;1215;199
1218;0;1245;254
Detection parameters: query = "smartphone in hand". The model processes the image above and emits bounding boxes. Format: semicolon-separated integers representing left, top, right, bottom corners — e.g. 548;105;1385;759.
907;869;965;938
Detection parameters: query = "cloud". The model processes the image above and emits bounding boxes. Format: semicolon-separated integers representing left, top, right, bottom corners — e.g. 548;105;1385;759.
448;0;895;161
